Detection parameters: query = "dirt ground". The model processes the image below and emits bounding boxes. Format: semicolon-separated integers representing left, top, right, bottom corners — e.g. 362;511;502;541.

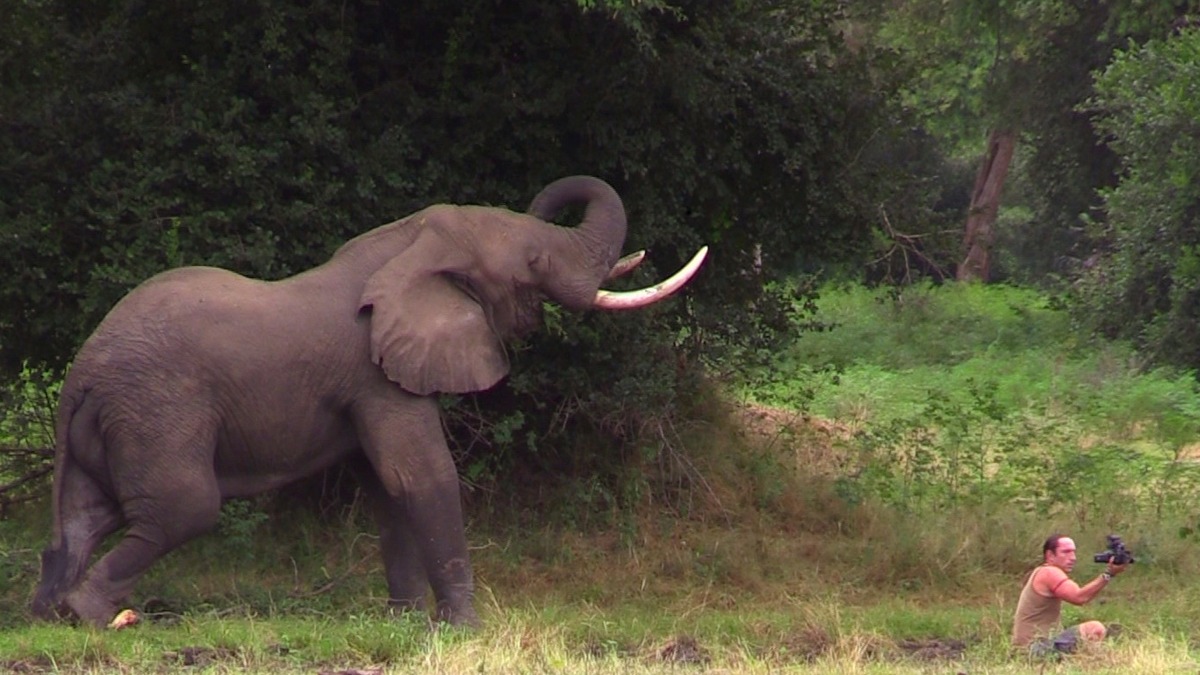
733;401;857;476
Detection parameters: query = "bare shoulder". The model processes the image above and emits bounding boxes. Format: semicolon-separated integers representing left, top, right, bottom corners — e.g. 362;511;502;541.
1031;565;1068;594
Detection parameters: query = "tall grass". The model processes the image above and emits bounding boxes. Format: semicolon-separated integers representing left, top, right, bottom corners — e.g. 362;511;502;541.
740;282;1200;524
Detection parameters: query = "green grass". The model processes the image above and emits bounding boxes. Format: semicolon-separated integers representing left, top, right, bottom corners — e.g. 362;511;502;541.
789;281;1076;369
1;568;1197;673
741;282;1200;520
2;498;1198;673
754;282;1200;434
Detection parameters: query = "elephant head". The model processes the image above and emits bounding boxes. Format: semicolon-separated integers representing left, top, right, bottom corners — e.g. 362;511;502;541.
357;175;707;396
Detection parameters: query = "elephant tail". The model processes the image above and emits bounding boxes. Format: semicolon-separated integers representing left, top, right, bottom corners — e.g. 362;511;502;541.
31;382;89;619
47;383;87;544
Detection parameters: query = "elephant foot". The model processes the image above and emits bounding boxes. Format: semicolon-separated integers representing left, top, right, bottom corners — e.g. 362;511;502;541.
435;602;480;628
30;595;70;622
64;587;119;628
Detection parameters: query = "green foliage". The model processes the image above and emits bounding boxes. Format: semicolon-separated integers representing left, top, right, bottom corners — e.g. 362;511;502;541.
0;369;57;514
1078;28;1200;370
750;282;1200;521
0;0;385;375
1005;3;1200;287
868;0;1088;152
863;1;1200;287
776;281;1073;372
838;386;1200;524
216;499;272;557
0;0;893;501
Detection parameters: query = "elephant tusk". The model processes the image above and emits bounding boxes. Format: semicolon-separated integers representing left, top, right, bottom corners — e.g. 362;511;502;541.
606;250;646;280
593;246;708;310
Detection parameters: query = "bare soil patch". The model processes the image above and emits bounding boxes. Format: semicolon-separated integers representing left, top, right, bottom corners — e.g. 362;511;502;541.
897;637;968;661
654;634;710;665
163;646;238;667
734;401;856;475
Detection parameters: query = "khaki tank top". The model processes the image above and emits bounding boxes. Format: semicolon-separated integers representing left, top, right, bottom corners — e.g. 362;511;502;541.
1012;565;1063;647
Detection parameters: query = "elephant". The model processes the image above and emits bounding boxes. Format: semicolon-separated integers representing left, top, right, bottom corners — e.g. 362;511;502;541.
30;175;707;628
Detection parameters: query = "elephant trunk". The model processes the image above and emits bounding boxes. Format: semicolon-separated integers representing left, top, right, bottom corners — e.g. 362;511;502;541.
527;176;628;299
527;175;707;312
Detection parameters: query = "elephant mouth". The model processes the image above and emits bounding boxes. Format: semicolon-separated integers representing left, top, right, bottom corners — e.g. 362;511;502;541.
592;246;708;310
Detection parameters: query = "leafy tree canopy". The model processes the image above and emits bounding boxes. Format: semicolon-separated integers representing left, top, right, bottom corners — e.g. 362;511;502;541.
859;0;1200;284
1079;27;1200;368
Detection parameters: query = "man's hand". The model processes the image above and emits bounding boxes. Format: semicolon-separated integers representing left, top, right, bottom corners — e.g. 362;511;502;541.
1107;561;1130;577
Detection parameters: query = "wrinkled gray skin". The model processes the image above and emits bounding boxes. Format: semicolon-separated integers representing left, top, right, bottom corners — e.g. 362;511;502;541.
32;176;630;628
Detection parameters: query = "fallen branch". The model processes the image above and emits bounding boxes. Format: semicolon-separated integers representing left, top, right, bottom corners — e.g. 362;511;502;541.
0;448;53;517
0;464;52;494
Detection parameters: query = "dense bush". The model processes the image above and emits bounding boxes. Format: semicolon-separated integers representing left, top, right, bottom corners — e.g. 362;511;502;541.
748;283;1200;525
1078;28;1200;371
0;0;896;499
0;371;57;515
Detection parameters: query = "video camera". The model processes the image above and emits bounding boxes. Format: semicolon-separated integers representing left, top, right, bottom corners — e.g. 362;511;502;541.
1093;534;1135;565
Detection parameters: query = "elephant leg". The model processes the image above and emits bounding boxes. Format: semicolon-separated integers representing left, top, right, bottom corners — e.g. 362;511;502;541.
354;395;478;626
348;457;430;613
65;490;221;625
32;461;123;620
64;441;222;627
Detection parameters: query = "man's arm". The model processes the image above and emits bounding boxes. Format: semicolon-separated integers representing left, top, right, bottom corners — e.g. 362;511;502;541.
1035;563;1128;606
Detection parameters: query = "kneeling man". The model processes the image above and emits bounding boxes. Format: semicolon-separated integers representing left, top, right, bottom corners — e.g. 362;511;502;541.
1012;534;1127;656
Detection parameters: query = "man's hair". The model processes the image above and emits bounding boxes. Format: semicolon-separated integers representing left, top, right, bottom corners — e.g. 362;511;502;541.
1043;533;1067;559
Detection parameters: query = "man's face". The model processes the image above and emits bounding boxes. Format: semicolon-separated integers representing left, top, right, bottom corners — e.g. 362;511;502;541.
1046;537;1077;572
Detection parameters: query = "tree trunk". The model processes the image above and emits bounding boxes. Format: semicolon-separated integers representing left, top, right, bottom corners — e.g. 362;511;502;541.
958;128;1016;282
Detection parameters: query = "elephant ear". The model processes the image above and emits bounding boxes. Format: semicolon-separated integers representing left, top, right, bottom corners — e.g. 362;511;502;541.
359;230;508;396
